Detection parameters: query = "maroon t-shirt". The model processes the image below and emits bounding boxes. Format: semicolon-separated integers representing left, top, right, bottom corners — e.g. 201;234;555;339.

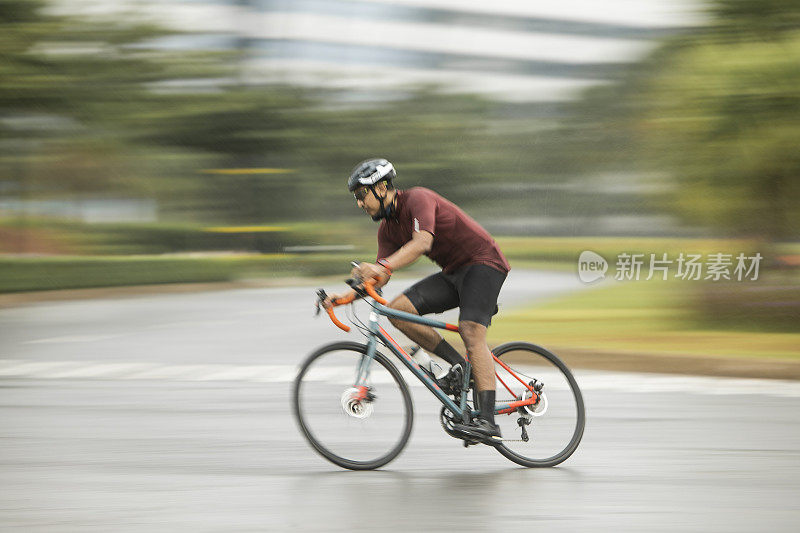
376;187;510;274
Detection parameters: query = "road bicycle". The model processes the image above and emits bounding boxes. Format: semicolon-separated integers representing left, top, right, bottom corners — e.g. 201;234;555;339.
292;276;585;470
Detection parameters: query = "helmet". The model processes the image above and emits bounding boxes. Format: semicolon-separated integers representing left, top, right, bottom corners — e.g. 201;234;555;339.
348;158;396;192
347;158;397;221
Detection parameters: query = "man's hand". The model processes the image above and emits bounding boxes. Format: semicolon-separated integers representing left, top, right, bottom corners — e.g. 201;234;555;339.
351;262;390;284
321;293;344;310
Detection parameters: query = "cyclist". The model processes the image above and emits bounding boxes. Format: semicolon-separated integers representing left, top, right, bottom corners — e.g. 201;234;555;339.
323;158;510;444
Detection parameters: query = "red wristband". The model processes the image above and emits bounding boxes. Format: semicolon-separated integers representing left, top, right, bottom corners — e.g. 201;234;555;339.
377;258;392;275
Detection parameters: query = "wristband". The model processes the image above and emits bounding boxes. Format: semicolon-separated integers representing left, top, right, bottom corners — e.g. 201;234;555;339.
377;258;392;275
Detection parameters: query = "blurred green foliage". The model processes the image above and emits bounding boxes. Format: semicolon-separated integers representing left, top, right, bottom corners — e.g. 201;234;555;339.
2;0;799;239
0;253;361;292
639;35;800;240
698;277;800;332
542;0;800;241
0;0;540;226
3;0;797;239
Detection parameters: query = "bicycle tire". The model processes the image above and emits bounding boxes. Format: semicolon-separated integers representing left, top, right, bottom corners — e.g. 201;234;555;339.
492;341;585;467
292;341;414;470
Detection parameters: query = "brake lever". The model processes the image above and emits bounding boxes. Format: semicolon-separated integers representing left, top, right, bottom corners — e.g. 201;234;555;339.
314;288;328;316
346;277;368;297
346;277;383;300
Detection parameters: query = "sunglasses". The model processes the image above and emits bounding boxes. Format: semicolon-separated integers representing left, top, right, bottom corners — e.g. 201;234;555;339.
353;187;370;201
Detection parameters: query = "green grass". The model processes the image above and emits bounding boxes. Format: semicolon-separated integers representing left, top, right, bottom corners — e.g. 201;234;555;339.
488;279;800;361
496;235;798;266
0;254;357;293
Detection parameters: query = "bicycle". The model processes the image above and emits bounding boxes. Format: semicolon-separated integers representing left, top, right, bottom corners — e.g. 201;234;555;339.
292;275;585;470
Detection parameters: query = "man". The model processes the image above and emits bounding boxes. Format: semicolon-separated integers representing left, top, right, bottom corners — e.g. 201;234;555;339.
323;158;510;444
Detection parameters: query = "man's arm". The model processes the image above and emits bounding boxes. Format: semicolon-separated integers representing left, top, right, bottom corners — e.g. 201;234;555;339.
383;230;433;270
355;230;433;287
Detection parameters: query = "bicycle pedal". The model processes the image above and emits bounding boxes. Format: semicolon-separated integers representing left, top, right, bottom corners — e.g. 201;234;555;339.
452;426;503;446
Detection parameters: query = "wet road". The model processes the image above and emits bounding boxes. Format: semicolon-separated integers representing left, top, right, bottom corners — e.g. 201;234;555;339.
2;271;799;532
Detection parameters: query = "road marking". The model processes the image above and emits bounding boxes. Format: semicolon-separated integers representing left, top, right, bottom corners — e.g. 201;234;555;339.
182;365;276;382
145;320;238;330
0;359;799;397
124;364;235;381
43;363;162;379
0;361;83;376
24;334;125;344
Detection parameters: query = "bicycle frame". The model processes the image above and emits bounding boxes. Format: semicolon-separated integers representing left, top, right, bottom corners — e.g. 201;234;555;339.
352;297;539;423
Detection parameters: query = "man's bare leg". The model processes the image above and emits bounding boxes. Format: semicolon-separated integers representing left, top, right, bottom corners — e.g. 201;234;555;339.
387;294;442;352
454;319;501;440
458;320;494;392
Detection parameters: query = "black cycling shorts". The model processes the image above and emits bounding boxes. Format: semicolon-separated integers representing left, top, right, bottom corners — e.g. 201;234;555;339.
403;264;507;327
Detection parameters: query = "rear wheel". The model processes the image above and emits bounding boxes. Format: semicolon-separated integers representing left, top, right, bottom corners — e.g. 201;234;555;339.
491;342;585;467
293;342;413;470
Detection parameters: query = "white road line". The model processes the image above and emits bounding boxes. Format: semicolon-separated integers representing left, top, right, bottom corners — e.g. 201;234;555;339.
24;334;125;344
123;364;234;381
0;361;84;376
145;320;238;330
250;368;301;383
184;365;275;382
42;363;162;379
1;359;799;397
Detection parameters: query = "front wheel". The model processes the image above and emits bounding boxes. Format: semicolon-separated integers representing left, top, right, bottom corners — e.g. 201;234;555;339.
292;341;414;470
491;342;585;467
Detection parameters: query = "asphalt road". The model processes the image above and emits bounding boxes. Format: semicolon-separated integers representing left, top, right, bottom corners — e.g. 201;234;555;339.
1;270;799;532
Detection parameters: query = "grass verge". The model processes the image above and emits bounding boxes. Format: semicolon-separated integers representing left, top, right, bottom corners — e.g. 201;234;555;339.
488;278;800;362
0;254;356;293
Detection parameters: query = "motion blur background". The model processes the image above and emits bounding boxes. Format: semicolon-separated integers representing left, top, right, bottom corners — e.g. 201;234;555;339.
1;0;799;360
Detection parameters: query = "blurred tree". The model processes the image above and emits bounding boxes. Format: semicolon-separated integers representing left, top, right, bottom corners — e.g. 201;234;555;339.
712;0;800;38
0;0;231;199
0;0;624;229
534;0;800;241
639;34;800;240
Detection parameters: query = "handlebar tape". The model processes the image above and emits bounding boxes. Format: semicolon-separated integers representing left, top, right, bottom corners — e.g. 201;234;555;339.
326;307;350;332
363;281;388;305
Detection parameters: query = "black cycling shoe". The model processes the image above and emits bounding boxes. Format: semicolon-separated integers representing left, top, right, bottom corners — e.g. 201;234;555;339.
436;364;474;396
451;418;503;446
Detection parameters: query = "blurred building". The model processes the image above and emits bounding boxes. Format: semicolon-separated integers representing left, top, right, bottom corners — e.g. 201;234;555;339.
66;0;702;102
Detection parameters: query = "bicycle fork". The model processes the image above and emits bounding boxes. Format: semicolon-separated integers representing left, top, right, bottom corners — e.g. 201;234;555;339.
352;310;384;390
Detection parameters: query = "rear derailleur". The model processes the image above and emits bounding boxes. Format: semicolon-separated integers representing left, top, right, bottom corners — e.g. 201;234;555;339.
516;409;532;442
